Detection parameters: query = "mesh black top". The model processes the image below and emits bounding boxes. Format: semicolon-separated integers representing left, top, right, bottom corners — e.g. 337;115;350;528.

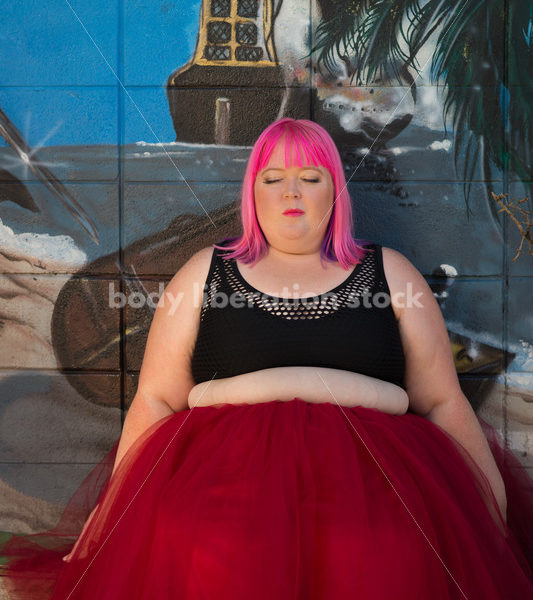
191;239;406;390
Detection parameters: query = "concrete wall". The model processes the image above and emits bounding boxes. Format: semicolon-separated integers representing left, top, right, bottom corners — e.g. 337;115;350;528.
0;0;531;541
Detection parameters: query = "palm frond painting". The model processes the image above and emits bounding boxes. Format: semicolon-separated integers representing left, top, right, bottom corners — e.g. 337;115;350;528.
311;0;533;226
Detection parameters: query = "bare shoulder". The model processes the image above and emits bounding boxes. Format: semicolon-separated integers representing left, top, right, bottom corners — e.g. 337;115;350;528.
187;245;217;269
380;246;426;320
164;245;215;296
381;246;421;278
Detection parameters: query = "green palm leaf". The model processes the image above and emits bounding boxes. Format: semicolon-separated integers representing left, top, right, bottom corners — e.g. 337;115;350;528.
312;1;367;77
311;0;533;226
507;1;533;187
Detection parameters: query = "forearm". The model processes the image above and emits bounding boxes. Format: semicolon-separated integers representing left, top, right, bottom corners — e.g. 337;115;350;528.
426;395;507;520
111;392;175;478
189;367;408;415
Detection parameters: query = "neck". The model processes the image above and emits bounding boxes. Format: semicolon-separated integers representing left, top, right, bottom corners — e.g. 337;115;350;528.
264;242;331;268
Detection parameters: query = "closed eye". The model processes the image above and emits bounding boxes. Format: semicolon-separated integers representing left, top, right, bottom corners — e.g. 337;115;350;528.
262;177;321;184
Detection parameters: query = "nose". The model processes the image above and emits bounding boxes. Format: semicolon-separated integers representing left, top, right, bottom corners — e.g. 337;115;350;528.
283;177;301;199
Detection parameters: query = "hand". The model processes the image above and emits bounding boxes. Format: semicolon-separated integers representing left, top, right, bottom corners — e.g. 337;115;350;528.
62;503;100;563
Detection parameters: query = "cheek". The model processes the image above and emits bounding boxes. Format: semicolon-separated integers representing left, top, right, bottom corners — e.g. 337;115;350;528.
315;186;334;208
254;188;276;213
253;196;270;223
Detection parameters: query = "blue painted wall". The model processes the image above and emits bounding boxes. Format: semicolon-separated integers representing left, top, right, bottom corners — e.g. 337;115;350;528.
0;0;201;146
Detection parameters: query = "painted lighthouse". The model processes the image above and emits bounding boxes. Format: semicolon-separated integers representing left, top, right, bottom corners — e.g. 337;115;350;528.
166;0;304;145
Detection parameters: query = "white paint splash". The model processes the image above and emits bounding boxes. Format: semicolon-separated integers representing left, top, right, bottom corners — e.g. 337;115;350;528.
428;139;452;152
439;263;458;277
0;217;86;271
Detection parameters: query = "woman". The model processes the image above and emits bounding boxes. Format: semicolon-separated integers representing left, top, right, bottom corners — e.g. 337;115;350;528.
2;118;533;598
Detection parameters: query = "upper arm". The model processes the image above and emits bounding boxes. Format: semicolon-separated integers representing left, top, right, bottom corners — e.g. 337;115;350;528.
382;247;463;416
135;245;214;413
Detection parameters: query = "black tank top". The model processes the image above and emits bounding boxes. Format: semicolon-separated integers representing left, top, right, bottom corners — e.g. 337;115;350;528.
191;240;406;390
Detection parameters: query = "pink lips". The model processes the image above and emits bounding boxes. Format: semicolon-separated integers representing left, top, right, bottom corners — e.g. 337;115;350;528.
283;209;304;216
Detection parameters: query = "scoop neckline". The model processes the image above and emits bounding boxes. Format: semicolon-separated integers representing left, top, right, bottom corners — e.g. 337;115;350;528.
230;246;372;302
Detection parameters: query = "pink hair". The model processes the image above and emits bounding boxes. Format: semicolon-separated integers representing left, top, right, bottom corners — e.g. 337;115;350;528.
214;118;371;269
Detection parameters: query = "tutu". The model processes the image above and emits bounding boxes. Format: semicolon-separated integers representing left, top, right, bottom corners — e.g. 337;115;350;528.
1;398;533;599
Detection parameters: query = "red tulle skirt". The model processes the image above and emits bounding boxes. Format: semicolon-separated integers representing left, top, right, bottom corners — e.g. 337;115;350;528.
2;398;533;599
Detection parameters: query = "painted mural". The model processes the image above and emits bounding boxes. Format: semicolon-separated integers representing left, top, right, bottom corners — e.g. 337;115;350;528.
0;0;532;580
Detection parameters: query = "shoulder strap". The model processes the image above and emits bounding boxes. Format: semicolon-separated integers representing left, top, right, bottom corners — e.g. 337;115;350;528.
202;244;220;288
372;243;393;296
